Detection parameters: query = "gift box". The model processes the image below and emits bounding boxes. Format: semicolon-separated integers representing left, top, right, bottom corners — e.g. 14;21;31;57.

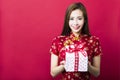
64;44;88;72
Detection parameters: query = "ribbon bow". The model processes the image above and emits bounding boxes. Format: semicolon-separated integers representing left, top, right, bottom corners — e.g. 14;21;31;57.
65;44;87;57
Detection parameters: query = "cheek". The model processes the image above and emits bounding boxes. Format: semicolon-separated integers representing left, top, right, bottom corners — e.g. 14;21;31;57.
79;20;84;25
69;21;72;26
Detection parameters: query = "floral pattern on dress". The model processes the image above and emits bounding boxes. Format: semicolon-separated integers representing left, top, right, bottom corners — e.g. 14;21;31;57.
50;33;102;80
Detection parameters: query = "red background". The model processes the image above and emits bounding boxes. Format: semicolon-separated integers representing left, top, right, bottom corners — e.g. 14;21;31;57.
0;0;120;80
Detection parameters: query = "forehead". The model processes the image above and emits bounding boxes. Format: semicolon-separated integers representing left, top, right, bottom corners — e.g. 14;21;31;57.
70;9;83;17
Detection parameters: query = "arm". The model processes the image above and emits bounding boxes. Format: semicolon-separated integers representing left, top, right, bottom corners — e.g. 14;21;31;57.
50;53;65;77
88;55;101;77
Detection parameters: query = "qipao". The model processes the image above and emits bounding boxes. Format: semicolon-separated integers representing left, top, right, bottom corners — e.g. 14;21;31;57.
50;33;102;80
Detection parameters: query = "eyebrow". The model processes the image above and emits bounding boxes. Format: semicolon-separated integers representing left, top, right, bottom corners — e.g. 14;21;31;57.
70;16;83;18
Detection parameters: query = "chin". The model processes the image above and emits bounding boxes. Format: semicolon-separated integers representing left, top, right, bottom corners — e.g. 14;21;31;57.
72;27;82;32
72;29;81;33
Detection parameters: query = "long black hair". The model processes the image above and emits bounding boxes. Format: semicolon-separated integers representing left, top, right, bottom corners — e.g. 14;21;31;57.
61;2;91;36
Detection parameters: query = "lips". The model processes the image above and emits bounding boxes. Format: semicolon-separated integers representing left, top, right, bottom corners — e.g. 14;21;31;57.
73;26;80;30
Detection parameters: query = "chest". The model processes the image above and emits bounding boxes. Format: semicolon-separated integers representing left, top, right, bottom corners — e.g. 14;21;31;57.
57;38;95;63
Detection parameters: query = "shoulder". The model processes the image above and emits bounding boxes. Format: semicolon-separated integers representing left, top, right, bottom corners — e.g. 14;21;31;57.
90;35;100;42
83;34;99;39
89;35;101;45
52;35;66;42
82;35;100;42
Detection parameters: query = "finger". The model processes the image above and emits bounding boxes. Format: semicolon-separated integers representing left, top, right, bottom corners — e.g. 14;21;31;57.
60;61;65;65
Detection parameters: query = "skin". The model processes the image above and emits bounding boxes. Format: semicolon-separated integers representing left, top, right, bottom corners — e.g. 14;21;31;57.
69;9;84;37
50;9;101;77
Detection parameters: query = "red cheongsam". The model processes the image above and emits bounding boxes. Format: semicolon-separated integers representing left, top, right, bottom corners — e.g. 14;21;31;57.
50;33;102;80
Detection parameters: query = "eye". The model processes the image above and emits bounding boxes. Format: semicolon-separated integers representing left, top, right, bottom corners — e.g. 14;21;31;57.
78;17;82;20
69;17;74;20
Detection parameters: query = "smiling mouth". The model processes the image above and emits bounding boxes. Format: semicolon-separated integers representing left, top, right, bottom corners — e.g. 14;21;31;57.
73;26;80;30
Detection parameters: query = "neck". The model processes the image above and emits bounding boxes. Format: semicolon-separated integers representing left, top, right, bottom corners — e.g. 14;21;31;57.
72;32;81;37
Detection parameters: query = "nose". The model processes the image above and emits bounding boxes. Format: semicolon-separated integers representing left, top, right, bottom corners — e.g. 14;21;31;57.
73;19;78;26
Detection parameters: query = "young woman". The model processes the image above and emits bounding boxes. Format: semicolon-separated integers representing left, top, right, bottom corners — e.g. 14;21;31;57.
50;2;102;80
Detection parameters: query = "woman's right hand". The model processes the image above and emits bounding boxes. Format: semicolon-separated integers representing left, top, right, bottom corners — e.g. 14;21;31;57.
60;60;66;71
60;60;65;66
51;54;66;77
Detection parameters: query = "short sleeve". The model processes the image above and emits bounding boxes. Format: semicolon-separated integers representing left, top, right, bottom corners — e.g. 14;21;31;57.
49;37;59;56
93;37;102;56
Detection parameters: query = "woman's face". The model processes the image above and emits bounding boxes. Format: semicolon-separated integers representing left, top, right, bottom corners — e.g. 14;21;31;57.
69;9;84;34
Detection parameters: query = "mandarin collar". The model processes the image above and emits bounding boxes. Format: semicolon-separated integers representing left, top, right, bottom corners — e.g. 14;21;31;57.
69;32;82;41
